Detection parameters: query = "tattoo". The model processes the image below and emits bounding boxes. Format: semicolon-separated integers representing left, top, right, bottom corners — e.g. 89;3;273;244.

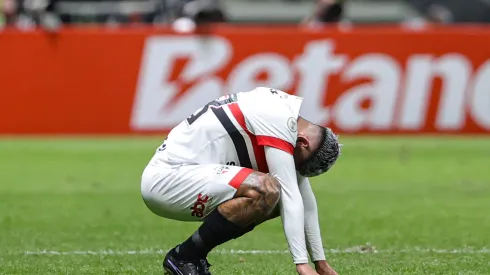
218;172;280;227
242;173;262;190
255;205;280;225
218;197;253;227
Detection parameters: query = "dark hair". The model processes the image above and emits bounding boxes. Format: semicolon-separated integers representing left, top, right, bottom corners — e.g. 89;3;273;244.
296;127;341;177
319;2;344;23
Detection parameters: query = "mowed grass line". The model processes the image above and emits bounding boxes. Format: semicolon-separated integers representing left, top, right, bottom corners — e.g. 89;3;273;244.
0;137;489;275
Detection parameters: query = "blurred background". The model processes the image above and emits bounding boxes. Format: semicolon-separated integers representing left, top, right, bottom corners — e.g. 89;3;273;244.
1;0;490;274
1;0;490;30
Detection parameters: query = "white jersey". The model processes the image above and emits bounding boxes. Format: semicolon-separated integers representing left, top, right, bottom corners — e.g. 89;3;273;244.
145;87;321;264
150;87;303;172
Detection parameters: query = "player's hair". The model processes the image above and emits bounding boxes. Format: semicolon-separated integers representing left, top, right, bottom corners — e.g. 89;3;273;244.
296;126;341;177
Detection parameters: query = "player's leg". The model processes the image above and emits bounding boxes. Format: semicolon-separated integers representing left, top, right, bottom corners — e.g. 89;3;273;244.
141;164;280;275
167;171;281;275
255;205;280;225
165;203;280;275
172;171;280;259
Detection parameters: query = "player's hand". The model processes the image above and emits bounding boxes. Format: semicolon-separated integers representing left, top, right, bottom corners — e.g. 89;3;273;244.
296;263;319;275
314;260;338;275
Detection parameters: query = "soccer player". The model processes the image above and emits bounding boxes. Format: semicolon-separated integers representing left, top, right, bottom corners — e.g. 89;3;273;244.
141;87;341;275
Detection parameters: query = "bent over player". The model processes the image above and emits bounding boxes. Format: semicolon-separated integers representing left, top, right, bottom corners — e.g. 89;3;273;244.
141;87;341;275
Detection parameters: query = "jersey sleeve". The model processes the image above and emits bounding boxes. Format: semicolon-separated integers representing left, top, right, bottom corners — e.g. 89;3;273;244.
240;90;299;155
265;146;309;264
298;174;326;262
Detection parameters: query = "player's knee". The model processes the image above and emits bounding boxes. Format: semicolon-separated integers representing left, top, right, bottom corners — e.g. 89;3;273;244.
239;172;281;217
260;174;281;209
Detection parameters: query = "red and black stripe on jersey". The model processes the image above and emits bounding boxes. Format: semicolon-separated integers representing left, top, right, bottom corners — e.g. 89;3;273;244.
211;94;295;174
211;103;268;173
212;106;253;170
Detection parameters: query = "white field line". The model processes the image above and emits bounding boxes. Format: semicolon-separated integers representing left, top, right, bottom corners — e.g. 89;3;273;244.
21;247;490;256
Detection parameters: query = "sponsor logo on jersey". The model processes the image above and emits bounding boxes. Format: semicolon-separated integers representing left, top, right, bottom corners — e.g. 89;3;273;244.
214;165;231;174
191;193;210;218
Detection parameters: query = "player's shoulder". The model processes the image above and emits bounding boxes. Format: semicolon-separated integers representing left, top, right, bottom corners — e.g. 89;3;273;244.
245;87;290;99
237;87;300;139
238;87;300;148
239;87;303;119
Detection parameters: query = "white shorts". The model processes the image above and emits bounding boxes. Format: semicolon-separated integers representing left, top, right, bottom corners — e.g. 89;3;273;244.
141;163;254;221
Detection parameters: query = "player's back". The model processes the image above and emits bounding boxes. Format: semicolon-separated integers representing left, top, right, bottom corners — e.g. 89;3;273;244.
149;87;303;171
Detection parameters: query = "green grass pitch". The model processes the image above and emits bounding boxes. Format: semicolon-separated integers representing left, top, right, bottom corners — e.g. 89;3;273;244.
0;137;489;275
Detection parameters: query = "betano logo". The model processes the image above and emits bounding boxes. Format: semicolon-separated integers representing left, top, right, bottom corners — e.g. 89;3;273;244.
131;36;490;133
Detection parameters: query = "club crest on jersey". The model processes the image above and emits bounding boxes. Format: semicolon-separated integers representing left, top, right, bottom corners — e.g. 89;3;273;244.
287;117;297;132
191;193;210;218
214;165;230;174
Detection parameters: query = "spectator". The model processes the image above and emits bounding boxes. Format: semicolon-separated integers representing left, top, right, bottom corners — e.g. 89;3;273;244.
1;0;61;30
51;0;167;25
1;0;18;27
405;0;490;24
170;0;227;33
404;2;453;27
302;0;344;27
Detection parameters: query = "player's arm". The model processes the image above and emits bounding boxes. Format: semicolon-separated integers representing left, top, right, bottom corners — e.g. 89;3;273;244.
298;175;325;261
298;175;338;275
265;146;318;275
